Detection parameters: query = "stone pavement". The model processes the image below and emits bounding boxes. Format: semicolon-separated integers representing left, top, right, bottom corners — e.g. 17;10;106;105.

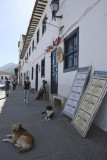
0;86;107;160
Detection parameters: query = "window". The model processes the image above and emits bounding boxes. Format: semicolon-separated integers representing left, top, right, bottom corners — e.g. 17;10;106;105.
1;76;3;80
41;58;45;77
32;40;34;51
25;53;28;63
37;29;39;43
27;52;28;59
42;15;47;35
31;67;34;80
29;47;31;56
64;27;79;72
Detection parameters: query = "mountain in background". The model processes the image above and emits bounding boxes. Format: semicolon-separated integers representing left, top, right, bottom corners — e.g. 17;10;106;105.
0;63;18;76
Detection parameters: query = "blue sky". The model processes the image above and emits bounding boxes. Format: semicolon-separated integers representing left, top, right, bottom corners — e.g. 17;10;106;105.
0;0;35;67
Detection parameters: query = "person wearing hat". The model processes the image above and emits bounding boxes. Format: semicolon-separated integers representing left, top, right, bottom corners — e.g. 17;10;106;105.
35;80;47;100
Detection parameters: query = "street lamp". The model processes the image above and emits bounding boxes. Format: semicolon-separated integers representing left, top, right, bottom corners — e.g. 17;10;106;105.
50;0;62;19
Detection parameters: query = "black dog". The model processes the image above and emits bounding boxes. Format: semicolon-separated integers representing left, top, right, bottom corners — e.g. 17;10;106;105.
41;106;54;121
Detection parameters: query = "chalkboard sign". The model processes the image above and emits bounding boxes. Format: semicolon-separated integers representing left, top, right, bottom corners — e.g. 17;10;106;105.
72;71;107;137
62;66;91;118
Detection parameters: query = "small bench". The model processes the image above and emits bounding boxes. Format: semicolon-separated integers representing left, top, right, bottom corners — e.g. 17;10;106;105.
52;94;67;107
30;88;36;93
43;93;49;100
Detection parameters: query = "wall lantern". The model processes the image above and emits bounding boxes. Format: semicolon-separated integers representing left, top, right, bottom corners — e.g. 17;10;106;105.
50;0;62;19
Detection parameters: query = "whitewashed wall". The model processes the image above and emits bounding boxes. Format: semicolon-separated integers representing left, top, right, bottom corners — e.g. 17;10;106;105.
18;35;25;85
0;75;10;83
21;0;107;131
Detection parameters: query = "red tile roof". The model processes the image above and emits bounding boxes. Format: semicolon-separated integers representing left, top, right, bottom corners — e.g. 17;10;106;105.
0;72;11;75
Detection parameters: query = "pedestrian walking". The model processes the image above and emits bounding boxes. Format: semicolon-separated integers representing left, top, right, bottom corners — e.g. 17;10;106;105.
12;79;17;90
23;77;31;104
5;78;10;97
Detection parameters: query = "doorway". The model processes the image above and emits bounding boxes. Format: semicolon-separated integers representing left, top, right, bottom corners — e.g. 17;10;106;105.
51;49;58;94
35;64;38;91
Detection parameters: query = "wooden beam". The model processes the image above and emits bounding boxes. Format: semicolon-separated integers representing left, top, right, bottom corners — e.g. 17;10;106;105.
39;0;47;3
35;11;43;14
37;3;46;7
32;17;40;20
36;9;44;12
33;14;41;18
21;0;48;57
31;24;37;27
36;6;45;10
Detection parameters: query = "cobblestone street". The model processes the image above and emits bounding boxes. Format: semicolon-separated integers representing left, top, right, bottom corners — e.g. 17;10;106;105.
0;86;107;160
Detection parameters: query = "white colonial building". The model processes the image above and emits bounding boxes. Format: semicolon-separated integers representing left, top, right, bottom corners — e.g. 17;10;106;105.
19;0;107;131
0;72;11;83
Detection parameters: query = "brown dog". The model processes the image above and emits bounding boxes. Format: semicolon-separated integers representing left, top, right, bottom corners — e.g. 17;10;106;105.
2;123;34;153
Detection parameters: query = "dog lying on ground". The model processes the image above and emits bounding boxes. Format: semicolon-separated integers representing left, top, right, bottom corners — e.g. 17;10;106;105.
2;123;34;153
41;106;54;121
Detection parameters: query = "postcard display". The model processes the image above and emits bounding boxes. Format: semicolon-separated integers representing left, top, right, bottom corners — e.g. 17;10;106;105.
72;71;107;137
62;66;91;119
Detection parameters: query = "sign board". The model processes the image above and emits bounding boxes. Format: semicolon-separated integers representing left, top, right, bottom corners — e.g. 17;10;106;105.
72;71;107;137
62;66;91;118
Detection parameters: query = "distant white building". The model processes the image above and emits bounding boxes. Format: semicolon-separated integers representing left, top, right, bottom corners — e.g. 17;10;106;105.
0;72;11;83
18;0;107;131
